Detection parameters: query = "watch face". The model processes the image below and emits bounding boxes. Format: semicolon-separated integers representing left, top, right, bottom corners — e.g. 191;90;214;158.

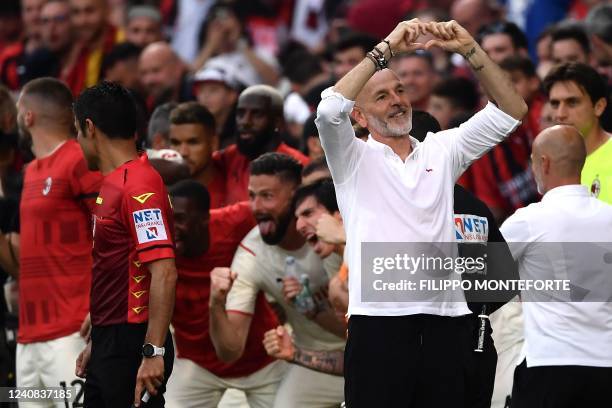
142;343;154;357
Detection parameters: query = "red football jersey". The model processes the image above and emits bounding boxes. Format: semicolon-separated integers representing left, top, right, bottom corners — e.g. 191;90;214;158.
91;154;175;326
172;202;278;378
212;143;309;205
19;140;102;343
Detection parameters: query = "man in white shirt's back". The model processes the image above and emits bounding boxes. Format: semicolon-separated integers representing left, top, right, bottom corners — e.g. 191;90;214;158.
315;19;527;407
500;125;612;408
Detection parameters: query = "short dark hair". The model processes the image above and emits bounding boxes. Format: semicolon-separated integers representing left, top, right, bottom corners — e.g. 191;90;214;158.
411;111;441;142
551;22;591;55
74;81;140;139
499;55;537;77
333;32;378;54
477;21;528;50
102;42;142;78
170;102;216;133
283;50;323;85
302;156;329;178
543;62;607;105
169;179;210;214
293;177;338;214
21;77;74;128
250;152;302;186
432;77;480;112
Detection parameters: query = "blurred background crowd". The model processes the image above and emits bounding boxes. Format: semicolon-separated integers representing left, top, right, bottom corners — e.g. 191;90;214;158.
0;0;611;407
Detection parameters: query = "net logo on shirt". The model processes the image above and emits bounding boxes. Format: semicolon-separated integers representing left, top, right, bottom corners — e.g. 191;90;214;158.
132;209;168;244
454;214;489;243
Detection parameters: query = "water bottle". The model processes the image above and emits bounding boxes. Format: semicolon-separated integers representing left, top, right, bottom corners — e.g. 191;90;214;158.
284;257;316;314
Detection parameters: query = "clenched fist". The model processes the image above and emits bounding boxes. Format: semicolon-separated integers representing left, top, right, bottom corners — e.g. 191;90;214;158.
263;325;295;362
210;267;237;307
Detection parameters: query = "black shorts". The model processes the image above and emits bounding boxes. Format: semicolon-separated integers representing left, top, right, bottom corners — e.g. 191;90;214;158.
85;323;174;408
511;359;612;408
344;314;496;408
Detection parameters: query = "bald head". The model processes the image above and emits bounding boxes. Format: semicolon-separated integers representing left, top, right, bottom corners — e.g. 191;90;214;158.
531;125;586;193
451;0;498;36
139;42;183;100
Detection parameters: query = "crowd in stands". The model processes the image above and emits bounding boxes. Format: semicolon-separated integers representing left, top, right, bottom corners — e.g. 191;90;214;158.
0;0;610;407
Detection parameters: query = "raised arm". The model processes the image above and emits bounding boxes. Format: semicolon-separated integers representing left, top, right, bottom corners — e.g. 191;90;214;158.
209;267;253;362
333;20;428;100
424;21;527;120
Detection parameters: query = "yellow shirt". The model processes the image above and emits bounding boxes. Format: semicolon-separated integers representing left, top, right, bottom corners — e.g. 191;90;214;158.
581;137;612;205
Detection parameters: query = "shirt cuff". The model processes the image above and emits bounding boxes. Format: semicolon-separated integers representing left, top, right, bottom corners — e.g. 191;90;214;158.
320;87;355;114
482;101;522;134
138;246;175;263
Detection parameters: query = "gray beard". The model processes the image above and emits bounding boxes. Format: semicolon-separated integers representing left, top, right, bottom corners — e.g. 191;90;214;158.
365;112;412;138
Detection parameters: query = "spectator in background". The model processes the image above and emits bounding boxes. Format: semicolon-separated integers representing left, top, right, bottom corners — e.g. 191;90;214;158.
450;0;501;36
139;41;193;113
544;63;611;204
35;0;77;84
535;26;555;79
302;156;331;185
16;78;102;406
0;86;17;133
213;85;309;205
551;22;592;65
585;4;612;82
428;76;479;130
65;0;124;94
0;0;48;91
102;42;143;93
0;0;44;90
209;153;345;408
165;180;284;408
193;2;279;86
500;56;545;139
331;32;378;80
477;21;529;64
193;63;241;149
282;50;330;147
169;102;227;209
0;1;23;50
125;5;163;49
301;113;324;161
148;102;177;150
389;51;438;112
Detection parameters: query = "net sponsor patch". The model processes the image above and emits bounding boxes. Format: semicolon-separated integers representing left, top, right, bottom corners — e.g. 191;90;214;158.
454;214;489;243
132;208;168;243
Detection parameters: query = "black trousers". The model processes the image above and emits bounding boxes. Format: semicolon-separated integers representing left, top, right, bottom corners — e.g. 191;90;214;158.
85;323;174;408
344;314;496;408
511;359;612;408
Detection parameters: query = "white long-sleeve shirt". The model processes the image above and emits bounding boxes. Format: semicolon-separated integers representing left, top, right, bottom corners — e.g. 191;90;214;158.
315;88;520;316
500;185;612;367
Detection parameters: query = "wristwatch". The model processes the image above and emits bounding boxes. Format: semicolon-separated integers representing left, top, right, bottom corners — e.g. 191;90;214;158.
142;343;165;358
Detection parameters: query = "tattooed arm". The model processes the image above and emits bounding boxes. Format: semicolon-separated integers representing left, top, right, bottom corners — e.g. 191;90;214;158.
263;326;344;376
293;347;344;376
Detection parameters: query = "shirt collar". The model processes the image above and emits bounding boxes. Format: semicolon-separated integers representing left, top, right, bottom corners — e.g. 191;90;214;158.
366;134;420;160
541;184;589;202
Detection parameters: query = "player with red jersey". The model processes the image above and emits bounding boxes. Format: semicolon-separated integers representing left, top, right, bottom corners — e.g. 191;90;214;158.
213;85;309;204
164;180;285;407
16;78;102;408
73;82;177;408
